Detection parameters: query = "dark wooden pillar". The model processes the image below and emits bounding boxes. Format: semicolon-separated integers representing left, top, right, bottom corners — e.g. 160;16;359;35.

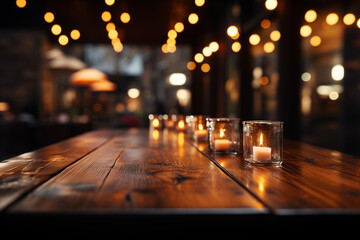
277;0;302;140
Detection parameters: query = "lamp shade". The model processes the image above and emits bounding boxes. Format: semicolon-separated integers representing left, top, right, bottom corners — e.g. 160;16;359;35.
69;68;108;86
90;80;117;92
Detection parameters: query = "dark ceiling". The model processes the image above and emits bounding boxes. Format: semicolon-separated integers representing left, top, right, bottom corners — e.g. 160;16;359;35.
0;0;218;45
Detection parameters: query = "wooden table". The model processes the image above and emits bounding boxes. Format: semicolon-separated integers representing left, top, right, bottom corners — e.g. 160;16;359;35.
1;128;359;235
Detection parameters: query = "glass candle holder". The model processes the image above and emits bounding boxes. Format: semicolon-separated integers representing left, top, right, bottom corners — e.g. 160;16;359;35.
206;118;241;154
148;114;163;129
243;121;283;166
193;115;208;142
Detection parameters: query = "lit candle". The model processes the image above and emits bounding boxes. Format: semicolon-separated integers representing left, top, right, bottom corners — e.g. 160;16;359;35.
153;118;160;128
253;133;271;161
177;120;185;131
194;123;207;141
214;128;230;151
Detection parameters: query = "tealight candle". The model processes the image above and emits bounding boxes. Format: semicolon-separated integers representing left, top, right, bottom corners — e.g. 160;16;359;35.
194;123;207;141
214;129;230;151
243;120;283;166
252;133;271;161
149;114;163;129
206;118;241;154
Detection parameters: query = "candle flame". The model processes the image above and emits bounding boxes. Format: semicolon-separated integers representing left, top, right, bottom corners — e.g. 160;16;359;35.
178;120;185;129
198;123;203;130
260;133;263;146
153;118;160;127
220;128;225;138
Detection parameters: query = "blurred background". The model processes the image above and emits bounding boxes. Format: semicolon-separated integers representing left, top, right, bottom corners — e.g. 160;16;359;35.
0;0;359;160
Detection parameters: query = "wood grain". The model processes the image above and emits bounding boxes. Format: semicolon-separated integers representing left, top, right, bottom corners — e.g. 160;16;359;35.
10;129;266;214
0;129;117;212
192;139;360;215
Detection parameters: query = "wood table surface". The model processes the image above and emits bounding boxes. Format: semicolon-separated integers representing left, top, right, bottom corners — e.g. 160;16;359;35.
0;128;359;235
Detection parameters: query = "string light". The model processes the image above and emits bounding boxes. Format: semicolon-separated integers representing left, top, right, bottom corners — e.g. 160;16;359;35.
304;10;317;23
265;0;278;11
174;22;184;33
16;0;26;8
249;34;261;45
120;12;131;23
70;29;80;40
231;42;241;52
188;13;199;24
101;11;112;22
58;35;69;46
195;0;205;7
51;24;62;35
44;12;55;23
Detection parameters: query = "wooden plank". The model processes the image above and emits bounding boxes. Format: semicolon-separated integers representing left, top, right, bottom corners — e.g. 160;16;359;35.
192;140;360;215
0;129;117;212
10;129;267;214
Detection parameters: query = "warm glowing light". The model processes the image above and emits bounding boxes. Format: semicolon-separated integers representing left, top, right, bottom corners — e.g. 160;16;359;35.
174;22;184;32
261;19;271;29
249;34;261;45
194;53;204;63
331;64;344;81
0;102;10;112
161;44;168;53
270;30;281;41
112;37;121;45
16;0;26;8
195;0;205;7
128;88;140;98
187;61;196;70
304;10;317;23
106;22;116;31
51;24;62;35
260;133;264;145
167;44;176;53
108;29;118;39
343;13;356;25
58;35;69;46
70;68;108;86
260;76;269;86
300;25;312;37
120;12;131;23
301;72;311;82
113;42;123;52
357;19;360;28
310;35;321;47
263;42;275;53
169;73;186;86
220;129;225;138
231;41;241;52
176;89;191;107
105;0;115;6
329;91;339;100
44;12;55;23
265;0;278;11
201;63;210;73
101;11;112;22
188;13;199;24
227;25;239;38
90;80;117;92
168;29;177;39
202;46;212;57
178;120;185;129
209;41;219;52
153;119;160;128
70;29;80;40
326;13;339;25
167;38;176;46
